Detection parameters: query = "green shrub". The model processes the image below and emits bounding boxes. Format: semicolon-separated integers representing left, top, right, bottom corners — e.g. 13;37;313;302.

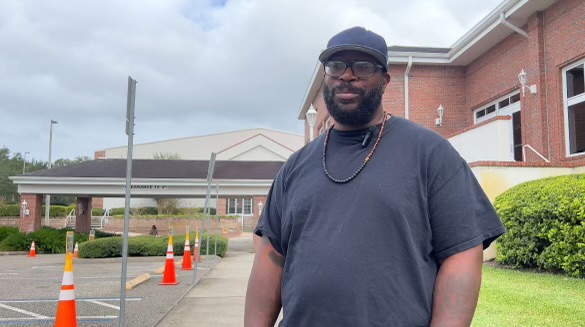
495;174;585;278
0;204;20;217
0;232;32;251
79;233;229;258
0;226;18;242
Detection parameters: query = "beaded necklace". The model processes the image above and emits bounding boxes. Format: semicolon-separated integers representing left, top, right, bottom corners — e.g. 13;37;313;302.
322;111;388;184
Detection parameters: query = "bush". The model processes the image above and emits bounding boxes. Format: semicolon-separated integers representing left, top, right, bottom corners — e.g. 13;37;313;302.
0;226;18;242
0;227;119;253
495;174;585;278
79;233;229;258
0;204;20;217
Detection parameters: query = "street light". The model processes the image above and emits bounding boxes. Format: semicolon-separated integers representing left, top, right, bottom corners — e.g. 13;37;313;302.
22;151;30;174
45;120;58;226
306;104;318;142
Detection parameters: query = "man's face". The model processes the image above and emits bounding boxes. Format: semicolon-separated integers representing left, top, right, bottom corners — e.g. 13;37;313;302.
323;51;390;127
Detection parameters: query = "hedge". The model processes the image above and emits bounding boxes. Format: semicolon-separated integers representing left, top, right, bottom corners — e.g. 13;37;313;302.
494;174;585;278
0;205;75;217
0;227;118;253
79;233;228;258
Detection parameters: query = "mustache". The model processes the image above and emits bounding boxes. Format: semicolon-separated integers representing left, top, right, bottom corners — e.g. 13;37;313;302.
331;82;365;96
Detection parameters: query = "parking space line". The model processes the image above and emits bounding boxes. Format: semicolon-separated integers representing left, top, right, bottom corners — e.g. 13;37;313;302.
0;303;49;319
0;297;142;303
87;300;120;310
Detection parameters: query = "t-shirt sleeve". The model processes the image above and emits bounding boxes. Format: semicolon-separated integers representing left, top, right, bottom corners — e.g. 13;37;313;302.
427;141;506;261
254;165;286;255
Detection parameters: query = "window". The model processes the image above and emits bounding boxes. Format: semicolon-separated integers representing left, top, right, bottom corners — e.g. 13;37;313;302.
564;62;585;155
226;198;254;215
473;92;520;124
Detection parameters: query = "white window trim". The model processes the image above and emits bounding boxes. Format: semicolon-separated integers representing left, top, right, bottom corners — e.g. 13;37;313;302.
562;60;585;157
226;198;254;216
473;91;521;124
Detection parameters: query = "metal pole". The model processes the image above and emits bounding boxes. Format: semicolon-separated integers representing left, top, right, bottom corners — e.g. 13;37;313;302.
204;154;217;256
45;120;57;226
22;151;29;174
119;76;137;327
215;184;219;256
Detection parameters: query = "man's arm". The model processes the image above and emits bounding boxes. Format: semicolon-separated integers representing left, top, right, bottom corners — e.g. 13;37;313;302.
245;235;284;327
430;244;483;327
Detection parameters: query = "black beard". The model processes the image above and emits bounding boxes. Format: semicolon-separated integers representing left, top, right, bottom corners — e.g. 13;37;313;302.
323;80;385;127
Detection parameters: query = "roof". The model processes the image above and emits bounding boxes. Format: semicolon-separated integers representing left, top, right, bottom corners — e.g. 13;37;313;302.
23;159;284;180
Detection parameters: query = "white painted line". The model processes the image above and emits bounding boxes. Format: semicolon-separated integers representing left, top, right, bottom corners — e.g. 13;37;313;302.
87;300;120;310
0;297;142;303
0;316;118;321
0;273;17;275
0;303;49;319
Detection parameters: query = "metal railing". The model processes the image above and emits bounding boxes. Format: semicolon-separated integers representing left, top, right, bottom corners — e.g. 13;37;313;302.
100;210;110;229
64;209;75;228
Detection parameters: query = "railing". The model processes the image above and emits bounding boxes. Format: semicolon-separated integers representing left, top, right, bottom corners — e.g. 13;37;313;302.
523;145;550;163
64;209;75;228
100;210;110;229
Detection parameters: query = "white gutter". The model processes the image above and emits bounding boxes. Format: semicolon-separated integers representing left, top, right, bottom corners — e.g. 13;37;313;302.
404;56;413;120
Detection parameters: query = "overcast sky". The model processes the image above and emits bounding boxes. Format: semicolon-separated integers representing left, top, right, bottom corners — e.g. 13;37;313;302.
0;0;504;162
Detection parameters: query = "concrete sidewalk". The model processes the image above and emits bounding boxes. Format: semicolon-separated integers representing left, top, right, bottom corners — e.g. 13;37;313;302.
156;233;264;326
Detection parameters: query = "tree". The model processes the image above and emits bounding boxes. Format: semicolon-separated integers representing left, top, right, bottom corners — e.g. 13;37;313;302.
153;152;182;214
0;147;47;203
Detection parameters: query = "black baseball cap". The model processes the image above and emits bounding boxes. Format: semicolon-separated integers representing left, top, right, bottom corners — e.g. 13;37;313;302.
319;26;388;70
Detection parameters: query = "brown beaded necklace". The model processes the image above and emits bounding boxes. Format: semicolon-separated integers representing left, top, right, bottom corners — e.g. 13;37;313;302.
322;111;388;184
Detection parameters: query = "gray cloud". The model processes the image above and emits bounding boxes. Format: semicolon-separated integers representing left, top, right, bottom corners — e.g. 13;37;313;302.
0;0;502;162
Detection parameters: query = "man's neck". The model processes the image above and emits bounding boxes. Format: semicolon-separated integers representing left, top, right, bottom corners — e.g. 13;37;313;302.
333;108;387;131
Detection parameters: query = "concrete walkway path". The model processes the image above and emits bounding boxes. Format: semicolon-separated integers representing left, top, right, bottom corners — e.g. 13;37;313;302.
156;233;258;326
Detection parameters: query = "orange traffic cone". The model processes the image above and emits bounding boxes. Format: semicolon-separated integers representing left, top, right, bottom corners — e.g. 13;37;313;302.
159;236;179;285
73;242;79;258
54;253;78;327
182;234;193;270
29;241;36;257
193;231;200;264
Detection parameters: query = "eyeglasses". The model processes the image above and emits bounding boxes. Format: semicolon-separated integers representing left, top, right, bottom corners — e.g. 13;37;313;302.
324;60;384;78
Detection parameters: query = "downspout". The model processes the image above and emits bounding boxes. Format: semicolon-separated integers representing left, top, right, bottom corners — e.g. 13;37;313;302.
404;56;413;120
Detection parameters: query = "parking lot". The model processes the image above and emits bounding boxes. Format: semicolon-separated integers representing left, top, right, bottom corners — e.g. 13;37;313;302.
0;253;220;326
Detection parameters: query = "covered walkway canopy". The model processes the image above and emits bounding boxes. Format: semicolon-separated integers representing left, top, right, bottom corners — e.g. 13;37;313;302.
10;159;283;232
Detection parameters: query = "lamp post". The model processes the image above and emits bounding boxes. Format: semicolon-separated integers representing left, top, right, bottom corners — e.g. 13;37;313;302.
306;104;318;142
22;151;30;174
45;120;58;226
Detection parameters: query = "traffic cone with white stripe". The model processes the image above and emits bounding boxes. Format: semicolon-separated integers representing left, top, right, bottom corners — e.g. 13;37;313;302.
29;241;36;257
73;242;79;258
193;230;200;264
54;253;77;327
159;236;179;285
182;234;193;270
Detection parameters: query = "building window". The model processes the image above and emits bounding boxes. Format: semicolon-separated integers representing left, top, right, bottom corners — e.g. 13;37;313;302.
226;198;254;215
473;92;521;124
564;62;585;155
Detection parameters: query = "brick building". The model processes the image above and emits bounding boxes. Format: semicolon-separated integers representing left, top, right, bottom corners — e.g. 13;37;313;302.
299;0;585;192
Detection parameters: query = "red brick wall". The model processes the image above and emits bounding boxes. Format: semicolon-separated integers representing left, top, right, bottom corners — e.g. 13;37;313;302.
19;194;42;232
217;198;227;216
94;150;106;159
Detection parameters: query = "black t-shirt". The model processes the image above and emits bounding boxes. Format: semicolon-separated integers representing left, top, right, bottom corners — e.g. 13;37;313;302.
255;116;505;327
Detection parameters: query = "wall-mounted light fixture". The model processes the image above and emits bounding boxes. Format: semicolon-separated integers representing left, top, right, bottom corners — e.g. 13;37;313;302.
435;105;444;127
518;69;538;97
306;104;318;141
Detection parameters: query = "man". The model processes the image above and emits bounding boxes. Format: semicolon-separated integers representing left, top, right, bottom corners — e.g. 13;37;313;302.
245;26;505;327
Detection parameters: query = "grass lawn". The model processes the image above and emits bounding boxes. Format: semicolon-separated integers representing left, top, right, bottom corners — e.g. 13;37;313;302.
473;265;585;326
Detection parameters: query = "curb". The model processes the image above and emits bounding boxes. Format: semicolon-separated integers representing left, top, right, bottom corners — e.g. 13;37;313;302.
0;251;28;256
